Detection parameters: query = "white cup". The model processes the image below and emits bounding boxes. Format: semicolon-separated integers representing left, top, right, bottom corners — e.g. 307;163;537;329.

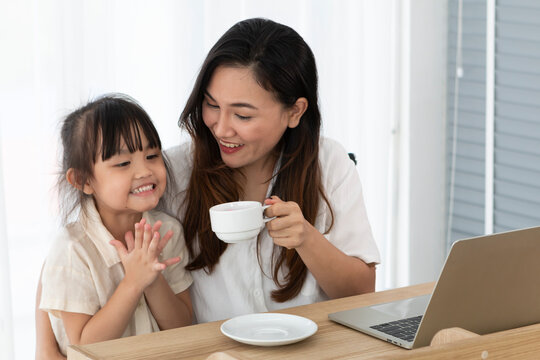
209;201;274;243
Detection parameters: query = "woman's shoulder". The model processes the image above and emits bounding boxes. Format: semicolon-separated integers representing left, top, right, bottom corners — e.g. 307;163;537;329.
318;137;354;172
164;141;193;165
146;209;181;231
164;141;193;184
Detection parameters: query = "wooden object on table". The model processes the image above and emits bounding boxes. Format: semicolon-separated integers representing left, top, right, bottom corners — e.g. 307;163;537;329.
430;327;479;346
206;352;242;360
385;322;540;360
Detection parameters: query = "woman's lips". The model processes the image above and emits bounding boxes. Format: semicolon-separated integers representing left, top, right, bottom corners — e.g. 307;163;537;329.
219;139;244;154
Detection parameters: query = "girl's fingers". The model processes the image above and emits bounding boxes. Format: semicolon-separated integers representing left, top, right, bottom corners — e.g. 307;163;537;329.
109;240;128;258
162;257;181;267
148;231;160;253
152;220;162;234
124;231;135;252
157;230;174;253
142;223;152;249
152;263;166;271
134;223;143;249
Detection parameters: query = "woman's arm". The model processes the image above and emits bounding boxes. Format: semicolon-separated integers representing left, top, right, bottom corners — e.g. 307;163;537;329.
35;269;66;360
264;196;375;299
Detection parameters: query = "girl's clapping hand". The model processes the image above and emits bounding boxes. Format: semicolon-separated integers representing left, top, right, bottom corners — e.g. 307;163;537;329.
110;218;180;291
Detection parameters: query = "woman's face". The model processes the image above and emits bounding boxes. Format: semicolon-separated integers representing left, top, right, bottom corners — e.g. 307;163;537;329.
202;66;302;174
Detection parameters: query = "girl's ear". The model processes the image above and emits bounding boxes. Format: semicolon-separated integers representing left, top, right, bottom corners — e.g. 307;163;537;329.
66;168;94;195
287;97;308;129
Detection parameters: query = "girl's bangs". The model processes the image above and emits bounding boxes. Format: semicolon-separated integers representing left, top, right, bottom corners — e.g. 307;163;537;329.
97;103;161;161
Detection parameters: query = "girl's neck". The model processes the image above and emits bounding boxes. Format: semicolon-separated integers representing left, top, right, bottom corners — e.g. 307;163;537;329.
96;206;143;243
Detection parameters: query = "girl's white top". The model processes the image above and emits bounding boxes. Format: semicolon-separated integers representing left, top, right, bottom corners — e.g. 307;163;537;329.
164;137;380;323
40;201;192;355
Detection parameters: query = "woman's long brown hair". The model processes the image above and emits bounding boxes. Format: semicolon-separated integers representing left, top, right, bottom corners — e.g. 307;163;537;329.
179;18;334;302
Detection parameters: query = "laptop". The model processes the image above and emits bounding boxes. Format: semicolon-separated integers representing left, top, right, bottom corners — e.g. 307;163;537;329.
329;226;540;349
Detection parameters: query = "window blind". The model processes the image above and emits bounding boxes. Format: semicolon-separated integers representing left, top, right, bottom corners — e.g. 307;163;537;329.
493;0;540;232
447;0;540;248
447;0;486;247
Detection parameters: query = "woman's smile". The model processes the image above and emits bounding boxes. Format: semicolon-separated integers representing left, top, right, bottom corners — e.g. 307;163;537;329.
219;139;245;154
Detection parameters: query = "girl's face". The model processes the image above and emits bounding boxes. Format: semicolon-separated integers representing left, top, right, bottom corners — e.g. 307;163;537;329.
202;66;304;175
83;132;167;221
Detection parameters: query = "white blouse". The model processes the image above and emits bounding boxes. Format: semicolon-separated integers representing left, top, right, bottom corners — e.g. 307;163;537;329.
164;137;380;323
40;202;192;355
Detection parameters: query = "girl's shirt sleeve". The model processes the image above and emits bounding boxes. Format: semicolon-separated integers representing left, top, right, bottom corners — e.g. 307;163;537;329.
40;226;101;317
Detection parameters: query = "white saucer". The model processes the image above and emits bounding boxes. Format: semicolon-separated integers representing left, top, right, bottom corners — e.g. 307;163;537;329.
220;313;318;346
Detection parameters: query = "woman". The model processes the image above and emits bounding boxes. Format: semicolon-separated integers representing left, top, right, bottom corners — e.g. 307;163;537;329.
36;17;380;358
163;17;380;323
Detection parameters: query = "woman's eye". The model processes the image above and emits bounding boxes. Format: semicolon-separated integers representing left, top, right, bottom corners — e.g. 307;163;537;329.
236;114;252;121
116;161;130;167
205;101;219;109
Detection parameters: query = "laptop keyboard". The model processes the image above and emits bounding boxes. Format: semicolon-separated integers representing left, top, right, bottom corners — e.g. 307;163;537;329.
369;315;423;343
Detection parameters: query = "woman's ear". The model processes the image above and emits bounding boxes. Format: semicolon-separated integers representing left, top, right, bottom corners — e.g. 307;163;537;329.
287;97;308;129
66;168;93;195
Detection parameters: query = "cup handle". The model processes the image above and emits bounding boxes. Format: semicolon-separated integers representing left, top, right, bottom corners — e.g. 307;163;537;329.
262;204;276;223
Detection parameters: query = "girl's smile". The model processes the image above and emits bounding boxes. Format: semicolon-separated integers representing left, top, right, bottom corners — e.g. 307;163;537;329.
131;183;157;195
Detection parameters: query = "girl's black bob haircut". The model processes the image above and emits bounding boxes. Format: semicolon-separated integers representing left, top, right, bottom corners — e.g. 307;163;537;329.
58;93;164;223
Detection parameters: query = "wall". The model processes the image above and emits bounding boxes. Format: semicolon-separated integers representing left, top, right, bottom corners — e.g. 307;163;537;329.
396;0;448;286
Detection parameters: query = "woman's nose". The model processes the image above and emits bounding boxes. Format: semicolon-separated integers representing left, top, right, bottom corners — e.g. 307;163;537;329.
213;113;235;138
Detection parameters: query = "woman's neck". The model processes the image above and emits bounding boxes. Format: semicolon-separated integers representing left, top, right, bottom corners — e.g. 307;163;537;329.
236;155;277;203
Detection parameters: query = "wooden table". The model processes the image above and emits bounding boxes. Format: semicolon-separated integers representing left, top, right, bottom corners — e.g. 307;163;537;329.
67;282;540;359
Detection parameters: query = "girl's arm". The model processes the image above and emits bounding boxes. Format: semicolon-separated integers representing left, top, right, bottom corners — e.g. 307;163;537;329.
60;277;142;344
264;196;375;299
143;276;193;329
137;219;193;330
138;220;193;329
35;269;66;360
62;222;178;345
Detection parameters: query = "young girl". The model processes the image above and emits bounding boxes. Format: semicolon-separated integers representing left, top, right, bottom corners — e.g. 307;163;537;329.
38;94;193;356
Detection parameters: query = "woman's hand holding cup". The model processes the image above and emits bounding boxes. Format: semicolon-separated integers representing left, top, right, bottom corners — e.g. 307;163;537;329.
264;195;313;250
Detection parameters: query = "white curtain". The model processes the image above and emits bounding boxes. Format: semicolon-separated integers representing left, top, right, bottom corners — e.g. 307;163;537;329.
0;125;14;360
0;1;400;358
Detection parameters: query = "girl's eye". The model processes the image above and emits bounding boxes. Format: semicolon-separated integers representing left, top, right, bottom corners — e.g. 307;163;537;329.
236;114;252;121
146;154;159;160
115;161;130;167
